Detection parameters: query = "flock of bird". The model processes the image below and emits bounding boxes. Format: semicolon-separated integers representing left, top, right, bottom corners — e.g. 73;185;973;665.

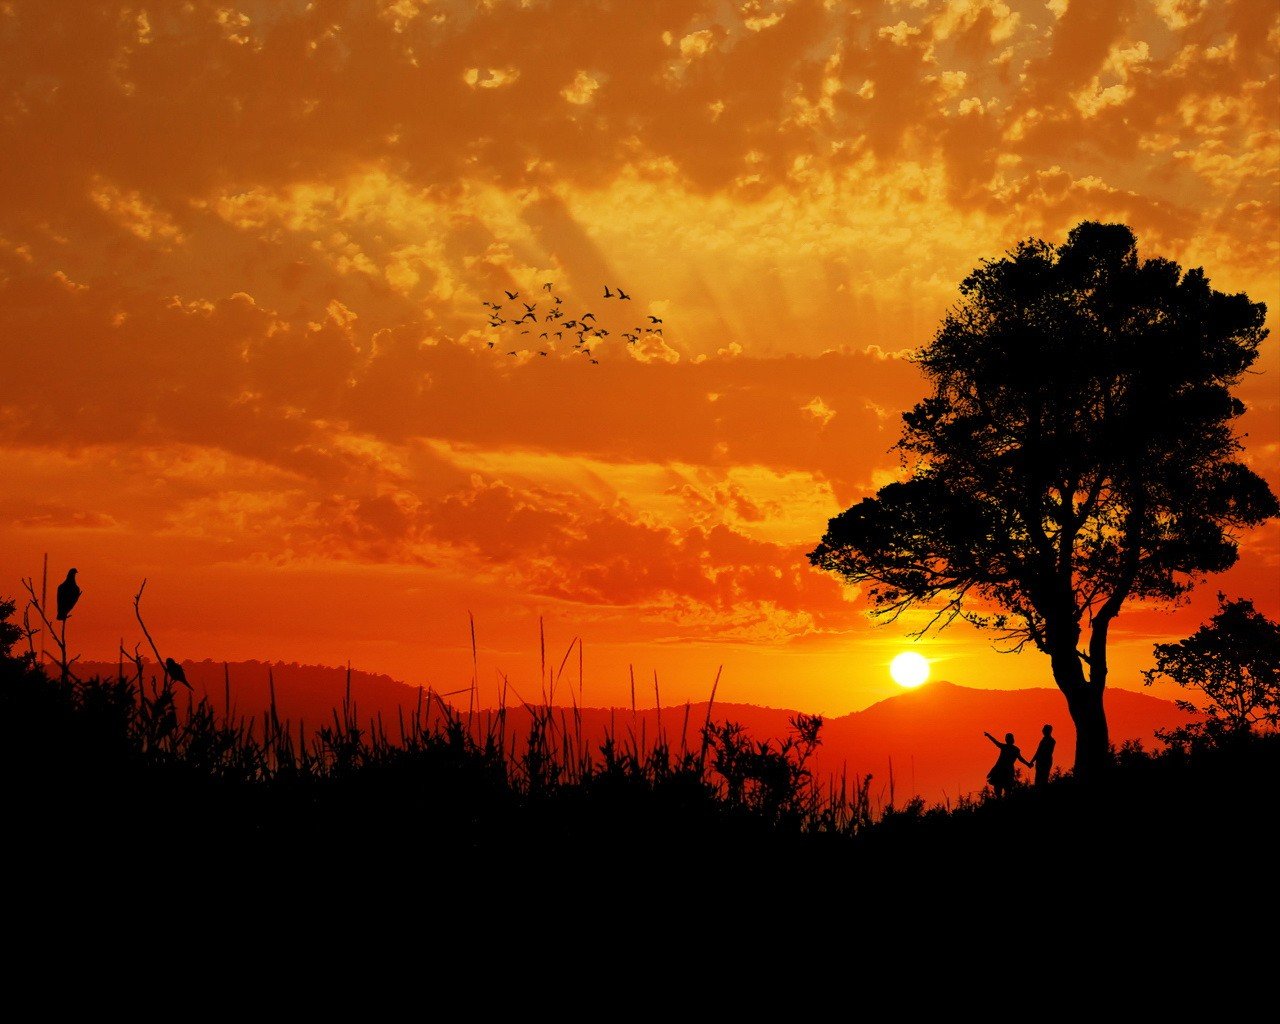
480;281;666;363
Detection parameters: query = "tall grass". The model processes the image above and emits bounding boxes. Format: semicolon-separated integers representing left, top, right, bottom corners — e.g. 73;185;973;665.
7;588;1275;884
0;594;888;853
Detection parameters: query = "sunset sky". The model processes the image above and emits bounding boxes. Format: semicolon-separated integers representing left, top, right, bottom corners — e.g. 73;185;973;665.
2;0;1277;715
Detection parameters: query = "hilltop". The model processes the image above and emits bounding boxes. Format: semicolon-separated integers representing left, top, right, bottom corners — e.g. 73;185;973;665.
76;659;1193;799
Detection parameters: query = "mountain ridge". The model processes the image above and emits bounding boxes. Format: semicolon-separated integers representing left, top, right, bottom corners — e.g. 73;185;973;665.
72;658;1194;801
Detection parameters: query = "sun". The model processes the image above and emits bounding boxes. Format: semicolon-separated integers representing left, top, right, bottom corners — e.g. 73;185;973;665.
890;651;930;688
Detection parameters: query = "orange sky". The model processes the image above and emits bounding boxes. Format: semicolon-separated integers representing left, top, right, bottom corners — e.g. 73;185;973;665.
2;0;1277;715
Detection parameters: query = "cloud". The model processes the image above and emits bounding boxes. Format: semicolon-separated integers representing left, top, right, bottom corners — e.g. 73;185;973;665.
422;475;847;624
801;396;836;426
0;0;1273;673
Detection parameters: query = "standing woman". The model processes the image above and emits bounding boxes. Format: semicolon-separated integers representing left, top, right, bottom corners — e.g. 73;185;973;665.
983;731;1030;797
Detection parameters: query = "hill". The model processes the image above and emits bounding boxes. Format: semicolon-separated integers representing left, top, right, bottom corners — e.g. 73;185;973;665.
76;658;1194;799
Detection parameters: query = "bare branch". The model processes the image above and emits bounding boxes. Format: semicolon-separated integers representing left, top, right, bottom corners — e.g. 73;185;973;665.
19;575;76;682
133;579;173;688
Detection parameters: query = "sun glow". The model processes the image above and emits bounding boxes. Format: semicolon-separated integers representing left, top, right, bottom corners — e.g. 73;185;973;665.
890;651;930;688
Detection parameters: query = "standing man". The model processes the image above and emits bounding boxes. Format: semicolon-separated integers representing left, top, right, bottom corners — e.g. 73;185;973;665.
1028;724;1055;788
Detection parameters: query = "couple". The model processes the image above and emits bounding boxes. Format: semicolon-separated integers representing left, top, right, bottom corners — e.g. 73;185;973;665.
984;725;1054;796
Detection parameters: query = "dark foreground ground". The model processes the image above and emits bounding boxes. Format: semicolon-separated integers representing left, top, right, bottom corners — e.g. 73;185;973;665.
3;646;1276;983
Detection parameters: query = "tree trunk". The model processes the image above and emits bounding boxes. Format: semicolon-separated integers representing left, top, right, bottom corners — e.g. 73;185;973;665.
1066;685;1110;781
1047;637;1111;781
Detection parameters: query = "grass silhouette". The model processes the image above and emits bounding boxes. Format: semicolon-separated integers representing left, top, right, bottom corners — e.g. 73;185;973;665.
3;591;1276;942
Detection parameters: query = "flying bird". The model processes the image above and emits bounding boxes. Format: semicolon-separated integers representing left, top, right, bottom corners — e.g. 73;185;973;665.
647;315;663;323
581;312;597;321
543;282;553;292
617;288;631;300
504;290;519;300
603;285;614;298
540;332;548;339
523;302;536;313
539;351;548;356
56;568;80;621
590;358;599;364
554;295;563;305
518;312;536;322
165;658;191;689
507;350;517;355
487;341;495;348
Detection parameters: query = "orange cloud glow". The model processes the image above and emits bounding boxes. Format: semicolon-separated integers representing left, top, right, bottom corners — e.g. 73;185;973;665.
1;1;1276;714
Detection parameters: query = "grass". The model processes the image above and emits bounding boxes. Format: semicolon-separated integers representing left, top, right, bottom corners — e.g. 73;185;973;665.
2;593;1276;941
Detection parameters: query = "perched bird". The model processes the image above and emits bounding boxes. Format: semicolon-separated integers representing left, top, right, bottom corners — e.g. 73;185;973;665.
618;288;631;300
647;315;663;323
504;289;519;300
165;658;191;689
603;285;614;298
56;568;80;621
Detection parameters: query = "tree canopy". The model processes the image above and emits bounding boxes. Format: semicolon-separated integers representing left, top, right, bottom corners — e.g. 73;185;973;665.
1145;595;1280;736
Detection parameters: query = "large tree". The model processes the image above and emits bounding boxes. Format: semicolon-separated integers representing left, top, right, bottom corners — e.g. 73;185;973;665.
808;222;1279;779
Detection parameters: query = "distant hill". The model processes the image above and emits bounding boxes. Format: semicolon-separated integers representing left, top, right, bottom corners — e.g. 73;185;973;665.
75;659;1194;801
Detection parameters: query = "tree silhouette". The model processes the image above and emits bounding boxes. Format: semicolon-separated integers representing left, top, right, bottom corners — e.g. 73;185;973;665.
808;222;1279;780
1144;595;1280;738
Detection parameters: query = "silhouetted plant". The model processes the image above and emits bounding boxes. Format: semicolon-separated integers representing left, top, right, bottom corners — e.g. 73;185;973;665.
808;222;1279;781
704;712;824;829
12;582;1273;878
19;575;79;682
1144;594;1280;745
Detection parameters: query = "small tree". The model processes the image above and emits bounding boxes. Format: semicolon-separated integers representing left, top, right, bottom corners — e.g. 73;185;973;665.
1144;595;1280;736
0;598;25;663
809;222;1279;779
